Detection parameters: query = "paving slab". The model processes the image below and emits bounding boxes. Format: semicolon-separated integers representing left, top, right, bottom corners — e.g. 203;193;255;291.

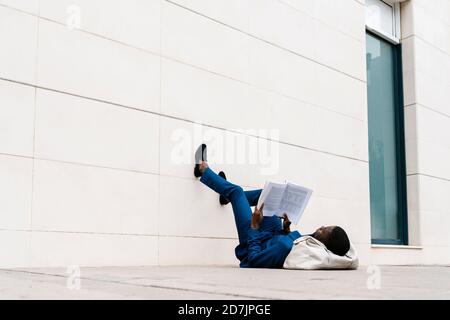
1;265;449;299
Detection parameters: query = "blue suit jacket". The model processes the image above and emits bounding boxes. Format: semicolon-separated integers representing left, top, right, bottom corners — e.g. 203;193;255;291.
236;216;301;268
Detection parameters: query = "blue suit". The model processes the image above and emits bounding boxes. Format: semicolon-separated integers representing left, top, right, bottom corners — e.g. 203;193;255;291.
200;167;301;268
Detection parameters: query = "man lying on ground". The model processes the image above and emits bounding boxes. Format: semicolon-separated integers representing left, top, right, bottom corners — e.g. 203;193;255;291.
193;144;356;269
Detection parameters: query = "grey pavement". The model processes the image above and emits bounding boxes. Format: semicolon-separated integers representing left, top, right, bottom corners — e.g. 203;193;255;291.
1;265;449;300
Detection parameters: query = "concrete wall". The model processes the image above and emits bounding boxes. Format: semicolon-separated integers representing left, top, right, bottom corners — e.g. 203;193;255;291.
398;0;450;264
0;0;448;268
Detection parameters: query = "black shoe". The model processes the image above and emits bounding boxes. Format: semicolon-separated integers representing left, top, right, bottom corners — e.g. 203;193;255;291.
194;144;207;178
218;171;230;205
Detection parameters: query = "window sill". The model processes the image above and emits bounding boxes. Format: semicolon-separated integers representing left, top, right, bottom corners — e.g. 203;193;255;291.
371;244;423;250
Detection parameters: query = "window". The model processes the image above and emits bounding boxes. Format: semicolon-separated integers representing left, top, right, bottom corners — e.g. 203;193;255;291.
365;1;408;245
365;0;401;44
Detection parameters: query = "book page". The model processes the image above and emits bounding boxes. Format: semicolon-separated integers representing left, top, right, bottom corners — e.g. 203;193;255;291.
279;182;313;224
256;181;270;210
257;182;286;217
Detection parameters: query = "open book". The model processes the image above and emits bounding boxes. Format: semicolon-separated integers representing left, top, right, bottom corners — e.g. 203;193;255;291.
257;181;313;225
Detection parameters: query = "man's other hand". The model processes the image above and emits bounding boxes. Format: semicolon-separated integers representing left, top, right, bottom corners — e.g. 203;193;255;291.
251;203;264;230
282;212;291;233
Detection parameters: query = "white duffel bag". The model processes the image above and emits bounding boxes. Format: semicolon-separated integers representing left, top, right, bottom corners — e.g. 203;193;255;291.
283;235;359;270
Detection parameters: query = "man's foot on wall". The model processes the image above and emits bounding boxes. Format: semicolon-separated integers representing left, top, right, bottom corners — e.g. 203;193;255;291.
194;144;207;177
218;171;230;205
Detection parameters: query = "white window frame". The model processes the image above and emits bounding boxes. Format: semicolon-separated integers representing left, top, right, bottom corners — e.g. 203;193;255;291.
365;0;401;44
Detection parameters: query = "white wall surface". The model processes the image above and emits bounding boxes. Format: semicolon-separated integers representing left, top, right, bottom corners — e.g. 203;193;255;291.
399;0;450;264
0;0;448;268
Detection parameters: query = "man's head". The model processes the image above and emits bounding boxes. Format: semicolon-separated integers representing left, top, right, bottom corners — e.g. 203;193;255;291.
312;226;350;256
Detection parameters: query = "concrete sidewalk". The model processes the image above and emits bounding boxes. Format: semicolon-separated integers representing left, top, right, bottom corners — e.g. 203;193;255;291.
1;265;449;299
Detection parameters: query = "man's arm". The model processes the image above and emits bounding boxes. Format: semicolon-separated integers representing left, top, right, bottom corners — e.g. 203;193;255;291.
247;228;294;268
248;203;273;267
271;212;291;236
247;205;292;268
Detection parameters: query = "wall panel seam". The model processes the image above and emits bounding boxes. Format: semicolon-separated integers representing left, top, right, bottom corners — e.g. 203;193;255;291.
407;173;450;184
163;0;367;82
0;78;369;163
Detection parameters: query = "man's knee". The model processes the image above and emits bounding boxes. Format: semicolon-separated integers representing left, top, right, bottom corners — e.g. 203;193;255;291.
229;185;244;197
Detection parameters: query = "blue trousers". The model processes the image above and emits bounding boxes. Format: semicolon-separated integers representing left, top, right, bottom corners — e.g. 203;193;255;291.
200;167;279;243
200;167;300;267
